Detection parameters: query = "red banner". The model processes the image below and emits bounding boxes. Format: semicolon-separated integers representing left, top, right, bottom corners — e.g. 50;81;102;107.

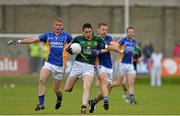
162;58;180;76
0;57;29;75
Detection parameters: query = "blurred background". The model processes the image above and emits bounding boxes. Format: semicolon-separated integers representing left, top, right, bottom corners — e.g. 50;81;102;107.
0;0;180;115
0;0;179;76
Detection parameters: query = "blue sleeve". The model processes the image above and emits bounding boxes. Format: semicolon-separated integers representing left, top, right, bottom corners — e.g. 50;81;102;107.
39;33;48;43
66;33;73;44
106;35;114;45
118;37;125;45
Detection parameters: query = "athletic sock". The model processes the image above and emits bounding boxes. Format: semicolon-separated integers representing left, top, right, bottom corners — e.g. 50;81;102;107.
57;94;63;101
129;94;135;100
103;96;109;104
39;95;44;106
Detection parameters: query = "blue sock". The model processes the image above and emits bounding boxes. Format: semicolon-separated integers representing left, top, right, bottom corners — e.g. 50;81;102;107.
39;95;44;106
57;94;62;101
129;94;134;100
103;96;109;104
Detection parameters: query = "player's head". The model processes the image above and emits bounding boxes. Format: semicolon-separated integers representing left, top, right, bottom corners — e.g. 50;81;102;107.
53;17;63;34
97;23;108;38
126;26;135;39
82;23;93;40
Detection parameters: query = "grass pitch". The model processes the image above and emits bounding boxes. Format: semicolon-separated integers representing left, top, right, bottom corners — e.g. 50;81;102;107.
0;75;180;115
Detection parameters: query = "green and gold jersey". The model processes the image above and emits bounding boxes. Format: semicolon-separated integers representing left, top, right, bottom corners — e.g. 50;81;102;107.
133;45;142;60
72;35;106;65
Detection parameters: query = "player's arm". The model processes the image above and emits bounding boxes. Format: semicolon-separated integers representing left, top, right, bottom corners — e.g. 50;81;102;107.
66;36;77;55
7;37;40;45
106;41;119;52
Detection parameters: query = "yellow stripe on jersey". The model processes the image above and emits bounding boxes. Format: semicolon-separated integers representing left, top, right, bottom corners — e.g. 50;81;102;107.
116;45;125;63
63;44;68;67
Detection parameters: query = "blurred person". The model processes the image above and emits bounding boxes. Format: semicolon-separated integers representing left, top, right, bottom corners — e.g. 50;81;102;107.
28;43;41;74
150;47;163;87
143;40;154;62
111;26;137;104
88;23;117;113
143;40;154;74
172;42;180;57
7;17;73;111
133;45;143;71
64;23;107;115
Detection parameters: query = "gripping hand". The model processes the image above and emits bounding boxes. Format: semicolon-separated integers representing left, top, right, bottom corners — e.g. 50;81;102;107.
67;45;73;55
91;49;101;57
7;40;19;46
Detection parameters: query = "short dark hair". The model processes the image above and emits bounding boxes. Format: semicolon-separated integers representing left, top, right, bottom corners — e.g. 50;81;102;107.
82;23;92;31
98;22;108;28
126;26;135;32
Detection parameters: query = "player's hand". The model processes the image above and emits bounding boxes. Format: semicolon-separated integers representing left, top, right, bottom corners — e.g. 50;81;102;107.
91;49;101;57
98;43;105;49
133;53;139;59
7;40;19;46
66;44;73;55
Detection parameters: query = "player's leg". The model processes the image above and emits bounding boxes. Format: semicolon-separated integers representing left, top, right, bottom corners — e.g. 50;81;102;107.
111;76;122;88
89;72;109;113
64;61;80;92
35;67;51;111
89;92;103;113
64;76;78;92
81;74;94;114
127;72;136;104
99;72;109;110
54;79;63;109
121;76;129;102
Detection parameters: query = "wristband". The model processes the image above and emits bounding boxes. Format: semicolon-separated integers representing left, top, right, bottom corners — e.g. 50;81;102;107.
17;40;22;44
105;45;108;49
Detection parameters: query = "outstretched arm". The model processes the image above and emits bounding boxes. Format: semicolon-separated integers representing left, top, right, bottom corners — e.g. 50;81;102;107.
7;37;40;45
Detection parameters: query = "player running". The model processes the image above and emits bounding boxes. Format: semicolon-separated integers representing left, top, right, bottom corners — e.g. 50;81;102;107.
64;23;107;115
7;17;73;111
111;26;137;104
89;23;117;113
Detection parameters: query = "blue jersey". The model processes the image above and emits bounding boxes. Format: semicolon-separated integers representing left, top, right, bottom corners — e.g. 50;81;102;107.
99;35;113;69
39;30;73;66
118;36;136;64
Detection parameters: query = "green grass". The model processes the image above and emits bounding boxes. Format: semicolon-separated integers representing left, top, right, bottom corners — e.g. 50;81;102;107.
0;75;180;115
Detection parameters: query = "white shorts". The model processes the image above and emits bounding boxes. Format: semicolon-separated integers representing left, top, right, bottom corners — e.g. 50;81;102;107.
42;62;65;80
69;61;94;79
118;63;136;77
96;65;113;85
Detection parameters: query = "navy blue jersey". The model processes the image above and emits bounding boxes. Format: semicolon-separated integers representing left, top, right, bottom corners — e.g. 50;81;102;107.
99;35;114;68
118;36;136;64
39;30;73;66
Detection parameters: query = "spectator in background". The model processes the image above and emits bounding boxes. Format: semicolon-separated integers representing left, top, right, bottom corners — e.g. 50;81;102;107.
29;43;41;74
172;42;180;57
150;47;163;87
143;40;154;63
143;40;154;73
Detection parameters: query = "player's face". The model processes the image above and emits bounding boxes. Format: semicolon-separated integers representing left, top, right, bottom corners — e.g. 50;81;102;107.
127;28;135;39
83;28;93;40
97;26;108;38
53;21;63;34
